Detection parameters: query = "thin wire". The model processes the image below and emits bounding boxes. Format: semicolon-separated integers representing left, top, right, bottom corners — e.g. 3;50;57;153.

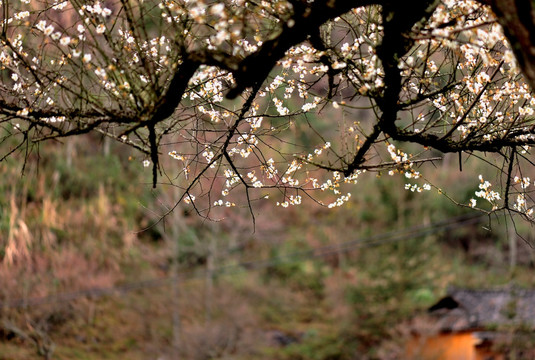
1;213;485;309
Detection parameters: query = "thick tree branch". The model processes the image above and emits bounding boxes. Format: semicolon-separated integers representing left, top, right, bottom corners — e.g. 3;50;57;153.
225;0;377;98
344;123;382;177
150;58;201;123
376;1;441;137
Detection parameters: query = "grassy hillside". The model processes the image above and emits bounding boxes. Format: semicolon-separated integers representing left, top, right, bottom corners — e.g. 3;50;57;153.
0;134;533;359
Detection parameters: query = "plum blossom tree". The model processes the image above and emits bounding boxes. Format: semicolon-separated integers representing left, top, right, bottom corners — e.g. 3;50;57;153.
2;0;535;222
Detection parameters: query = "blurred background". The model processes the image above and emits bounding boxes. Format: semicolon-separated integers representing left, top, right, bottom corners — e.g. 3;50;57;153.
1;132;534;360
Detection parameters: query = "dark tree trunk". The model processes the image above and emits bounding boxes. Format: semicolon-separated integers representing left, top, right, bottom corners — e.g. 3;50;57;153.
482;0;535;89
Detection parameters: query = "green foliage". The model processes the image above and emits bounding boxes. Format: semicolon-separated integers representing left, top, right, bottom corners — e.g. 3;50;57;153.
342;237;447;353
264;241;326;297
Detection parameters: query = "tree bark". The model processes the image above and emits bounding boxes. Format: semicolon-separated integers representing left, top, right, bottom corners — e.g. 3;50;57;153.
481;0;535;89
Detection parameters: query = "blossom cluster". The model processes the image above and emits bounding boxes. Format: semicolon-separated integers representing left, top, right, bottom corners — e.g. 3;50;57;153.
473;175;501;210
